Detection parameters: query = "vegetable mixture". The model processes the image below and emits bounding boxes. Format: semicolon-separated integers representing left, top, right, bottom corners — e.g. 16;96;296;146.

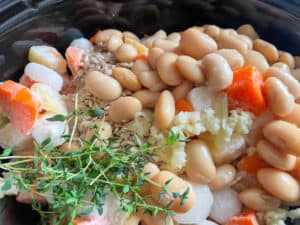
1;24;300;225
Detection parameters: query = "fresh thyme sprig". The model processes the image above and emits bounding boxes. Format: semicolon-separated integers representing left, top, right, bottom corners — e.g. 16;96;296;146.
0;107;188;225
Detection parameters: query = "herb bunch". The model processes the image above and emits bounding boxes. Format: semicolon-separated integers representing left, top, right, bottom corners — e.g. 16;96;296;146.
0;103;188;225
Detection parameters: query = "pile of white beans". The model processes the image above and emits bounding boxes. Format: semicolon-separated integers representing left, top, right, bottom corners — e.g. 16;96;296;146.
83;24;300;225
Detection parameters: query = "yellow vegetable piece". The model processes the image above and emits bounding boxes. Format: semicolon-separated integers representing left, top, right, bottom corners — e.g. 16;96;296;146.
124;37;148;55
31;83;67;115
28;45;67;74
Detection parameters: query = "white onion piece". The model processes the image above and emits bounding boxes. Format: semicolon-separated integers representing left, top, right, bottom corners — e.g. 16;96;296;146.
77;192;126;225
209;188;242;225
21;62;63;91
199;220;219;225
32;115;69;147
71;38;94;52
174;183;213;224
187;87;217;112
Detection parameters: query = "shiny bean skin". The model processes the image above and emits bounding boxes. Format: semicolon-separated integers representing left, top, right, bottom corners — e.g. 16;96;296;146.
108;97;142;123
151;171;195;212
244;50;269;74
152;39;179;52
209;164;236;190
217;31;248;56
264;67;300;99
263;120;300;156
141;212;174;225
136;70;162;89
204;25;221;40
253;39;279;63
239;188;281;211
172;80;193;101
257;139;296;171
94;29;122;43
257;168;300;202
185;139;216;183
112;67;142;91
279;51;295;69
180;28;217;59
143;162;160;179
202;53;233;91
157;52;183;86
216;49;245;71
132;59;151;76
264;77;294;117
175;55;205;83
85;71;122;100
115;44;138;62
272;62;291;73
132;90;160;108
107;35;123;52
85;120;112;141
154;90;175;129
148;81;168;92
123;31;139;41
148;47;164;69
191;25;205;32
166;32;181;43
237;34;253;50
237;24;259;40
281;104;300;127
222;29;238;36
142;30;167;48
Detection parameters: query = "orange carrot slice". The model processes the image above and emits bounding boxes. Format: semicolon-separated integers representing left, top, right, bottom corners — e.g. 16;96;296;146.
237;152;269;176
136;53;149;61
0;80;40;135
175;99;193;113
226;211;259;225
65;46;85;75
0;80;23;115
226;66;267;115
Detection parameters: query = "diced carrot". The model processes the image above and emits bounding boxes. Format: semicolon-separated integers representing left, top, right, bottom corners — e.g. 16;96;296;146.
73;217;91;225
226;66;267;115
0;80;23;115
136;53;149;61
65;46;85;75
237;152;269;176
226;211;259;225
124;37;148;55
175;99;193;113
0;80;40;135
12;88;40;134
290;158;300;181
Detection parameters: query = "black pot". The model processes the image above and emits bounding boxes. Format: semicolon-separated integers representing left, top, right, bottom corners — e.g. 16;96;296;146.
1;0;300;224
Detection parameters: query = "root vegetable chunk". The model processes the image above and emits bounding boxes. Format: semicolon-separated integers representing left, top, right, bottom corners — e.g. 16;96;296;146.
0;80;40;135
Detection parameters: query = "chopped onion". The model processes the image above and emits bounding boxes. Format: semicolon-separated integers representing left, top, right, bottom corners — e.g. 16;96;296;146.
187;87;217;112
209;188;242;224
174;183;213;224
32;115;69;147
22;62;63;91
